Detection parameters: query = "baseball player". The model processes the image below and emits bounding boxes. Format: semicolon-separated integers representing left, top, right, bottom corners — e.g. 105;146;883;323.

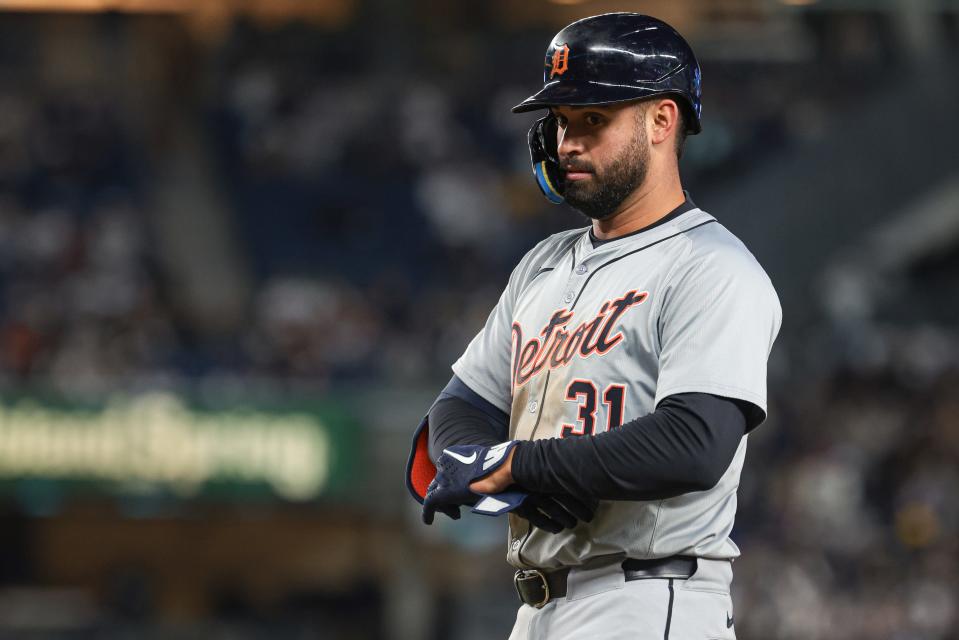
406;13;781;640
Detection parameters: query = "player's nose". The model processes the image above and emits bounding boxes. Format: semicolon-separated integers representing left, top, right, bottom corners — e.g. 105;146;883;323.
557;127;586;158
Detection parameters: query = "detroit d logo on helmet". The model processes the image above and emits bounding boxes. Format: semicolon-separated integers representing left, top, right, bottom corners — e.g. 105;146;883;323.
549;43;570;78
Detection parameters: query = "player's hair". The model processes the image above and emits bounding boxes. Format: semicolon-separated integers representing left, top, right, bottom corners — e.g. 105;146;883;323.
674;109;688;160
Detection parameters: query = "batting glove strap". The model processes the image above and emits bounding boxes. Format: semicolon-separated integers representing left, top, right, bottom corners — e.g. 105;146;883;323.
422;440;520;525
472;489;530;517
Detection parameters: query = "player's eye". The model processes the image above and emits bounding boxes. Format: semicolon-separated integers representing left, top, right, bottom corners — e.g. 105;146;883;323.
554;114;567;128
584;113;604;126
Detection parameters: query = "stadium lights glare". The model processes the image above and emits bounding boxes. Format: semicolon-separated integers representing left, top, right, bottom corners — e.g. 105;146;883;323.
0;0;190;12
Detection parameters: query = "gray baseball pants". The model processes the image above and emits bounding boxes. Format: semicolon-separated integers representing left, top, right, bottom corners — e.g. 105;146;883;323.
507;557;737;640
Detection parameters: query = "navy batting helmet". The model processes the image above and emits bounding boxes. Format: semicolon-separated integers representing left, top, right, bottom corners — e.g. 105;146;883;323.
514;13;702;204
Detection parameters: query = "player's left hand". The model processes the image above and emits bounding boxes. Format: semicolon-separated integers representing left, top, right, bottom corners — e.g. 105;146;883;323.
471;490;597;532
511;493;599;533
422;441;520;525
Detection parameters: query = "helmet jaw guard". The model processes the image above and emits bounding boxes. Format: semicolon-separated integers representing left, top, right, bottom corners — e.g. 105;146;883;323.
528;115;565;205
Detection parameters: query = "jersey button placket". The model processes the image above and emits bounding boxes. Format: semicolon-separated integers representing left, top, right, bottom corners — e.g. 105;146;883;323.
564;259;588;306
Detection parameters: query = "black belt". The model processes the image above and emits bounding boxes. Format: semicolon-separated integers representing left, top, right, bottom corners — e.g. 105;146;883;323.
514;556;698;608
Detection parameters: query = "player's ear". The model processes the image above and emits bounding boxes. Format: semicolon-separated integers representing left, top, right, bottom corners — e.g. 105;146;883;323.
647;98;679;147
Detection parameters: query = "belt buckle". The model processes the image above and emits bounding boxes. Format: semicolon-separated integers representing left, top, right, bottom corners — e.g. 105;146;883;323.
513;569;550;609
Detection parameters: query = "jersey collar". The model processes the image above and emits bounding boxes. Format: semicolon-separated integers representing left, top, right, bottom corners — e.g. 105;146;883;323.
588;192;698;249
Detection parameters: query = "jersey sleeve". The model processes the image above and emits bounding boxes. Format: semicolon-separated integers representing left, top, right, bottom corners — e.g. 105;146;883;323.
653;237;781;430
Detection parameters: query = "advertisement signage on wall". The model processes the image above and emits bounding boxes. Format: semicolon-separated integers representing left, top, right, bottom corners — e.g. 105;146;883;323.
0;392;357;503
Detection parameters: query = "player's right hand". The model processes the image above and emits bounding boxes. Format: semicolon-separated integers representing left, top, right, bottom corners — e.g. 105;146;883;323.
422;442;520;525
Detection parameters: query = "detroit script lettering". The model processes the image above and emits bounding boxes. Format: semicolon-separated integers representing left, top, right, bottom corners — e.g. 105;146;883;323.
511;289;648;389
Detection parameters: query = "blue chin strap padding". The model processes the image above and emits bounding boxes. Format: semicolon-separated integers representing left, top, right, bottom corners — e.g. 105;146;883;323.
527;115;566;205
535;160;565;204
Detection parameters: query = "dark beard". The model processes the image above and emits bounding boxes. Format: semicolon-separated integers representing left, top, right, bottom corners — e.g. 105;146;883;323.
563;134;649;221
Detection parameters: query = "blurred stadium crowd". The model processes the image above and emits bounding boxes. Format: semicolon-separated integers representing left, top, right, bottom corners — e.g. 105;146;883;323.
0;3;956;639
734;365;959;639
1;9;913;394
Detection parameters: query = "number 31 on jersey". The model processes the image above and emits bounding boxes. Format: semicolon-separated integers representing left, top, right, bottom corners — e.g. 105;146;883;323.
561;379;625;437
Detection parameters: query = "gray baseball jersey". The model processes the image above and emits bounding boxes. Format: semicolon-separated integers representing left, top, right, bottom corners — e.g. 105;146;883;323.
451;206;781;570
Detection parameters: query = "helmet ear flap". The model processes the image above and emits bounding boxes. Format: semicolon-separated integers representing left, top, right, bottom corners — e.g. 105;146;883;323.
527;114;565;204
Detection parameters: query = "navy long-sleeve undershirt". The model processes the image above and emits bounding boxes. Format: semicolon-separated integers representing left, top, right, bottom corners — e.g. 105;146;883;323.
427;376;509;462
428;375;751;501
